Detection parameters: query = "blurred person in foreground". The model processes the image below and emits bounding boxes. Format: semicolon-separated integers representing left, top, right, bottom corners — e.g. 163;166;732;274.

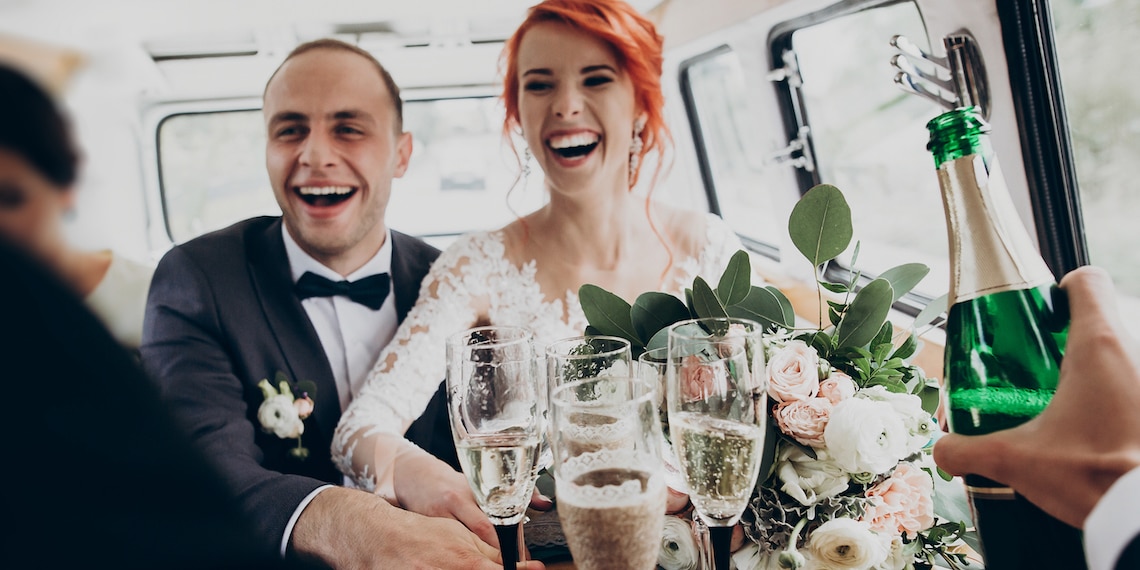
935;265;1140;570
0;63;153;349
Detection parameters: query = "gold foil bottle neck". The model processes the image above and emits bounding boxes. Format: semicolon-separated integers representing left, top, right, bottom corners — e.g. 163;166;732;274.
939;154;1056;305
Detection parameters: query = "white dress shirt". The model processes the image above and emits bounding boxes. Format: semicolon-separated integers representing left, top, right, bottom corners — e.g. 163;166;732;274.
1085;465;1140;570
277;225;399;557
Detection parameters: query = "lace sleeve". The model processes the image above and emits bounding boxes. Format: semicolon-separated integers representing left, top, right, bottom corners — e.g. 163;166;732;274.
332;232;500;491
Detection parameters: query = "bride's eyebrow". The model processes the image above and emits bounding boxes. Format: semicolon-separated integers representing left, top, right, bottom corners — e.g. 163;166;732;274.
522;68;553;77
581;64;617;74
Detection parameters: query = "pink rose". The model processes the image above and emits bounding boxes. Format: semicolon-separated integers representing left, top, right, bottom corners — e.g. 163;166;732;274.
680;355;727;402
767;340;820;403
862;463;935;539
819;371;857;404
294;395;315;420
773;398;832;448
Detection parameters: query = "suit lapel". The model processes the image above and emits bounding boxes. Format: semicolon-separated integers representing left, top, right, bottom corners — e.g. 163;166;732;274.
246;220;340;438
390;230;435;322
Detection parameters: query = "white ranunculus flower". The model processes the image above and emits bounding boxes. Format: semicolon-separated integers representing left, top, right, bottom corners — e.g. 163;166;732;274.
658;516;701;570
777;445;851;506
874;536;921;570
805;518;889;570
858;386;937;455
824;398;909;475
258;394;304;439
732;544;787;570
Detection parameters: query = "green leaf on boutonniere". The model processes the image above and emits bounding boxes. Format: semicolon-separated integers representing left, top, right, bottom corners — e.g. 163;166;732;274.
878;263;931;303
789;184;853;268
716;250;752;306
691;277;728;320
275;370;290;386
579;284;638;344
836;278;893;349
632;292;690;345
296;380;318;400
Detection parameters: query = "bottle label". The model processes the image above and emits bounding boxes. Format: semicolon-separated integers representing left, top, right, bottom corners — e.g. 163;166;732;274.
939;155;1056;304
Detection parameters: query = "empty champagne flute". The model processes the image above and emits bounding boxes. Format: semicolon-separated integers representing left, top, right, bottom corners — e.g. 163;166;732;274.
550;375;667;570
666;318;767;570
446;325;542;570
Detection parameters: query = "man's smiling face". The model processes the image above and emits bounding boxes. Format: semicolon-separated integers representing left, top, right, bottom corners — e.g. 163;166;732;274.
263;47;411;274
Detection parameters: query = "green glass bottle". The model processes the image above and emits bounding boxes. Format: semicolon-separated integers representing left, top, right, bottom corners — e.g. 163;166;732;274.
928;106;1086;569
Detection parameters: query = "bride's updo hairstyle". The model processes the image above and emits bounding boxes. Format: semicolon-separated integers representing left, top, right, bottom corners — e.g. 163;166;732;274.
500;0;670;189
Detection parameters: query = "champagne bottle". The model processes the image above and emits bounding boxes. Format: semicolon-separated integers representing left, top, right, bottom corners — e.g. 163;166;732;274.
928;106;1086;569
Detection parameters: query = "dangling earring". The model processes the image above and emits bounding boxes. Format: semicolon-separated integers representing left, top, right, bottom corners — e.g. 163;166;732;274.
522;146;532;179
629;117;646;181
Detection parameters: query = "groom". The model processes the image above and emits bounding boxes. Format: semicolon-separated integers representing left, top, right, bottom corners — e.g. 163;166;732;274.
140;40;500;569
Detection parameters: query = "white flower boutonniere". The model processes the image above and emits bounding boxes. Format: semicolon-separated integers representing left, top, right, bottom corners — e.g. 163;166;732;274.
257;371;316;460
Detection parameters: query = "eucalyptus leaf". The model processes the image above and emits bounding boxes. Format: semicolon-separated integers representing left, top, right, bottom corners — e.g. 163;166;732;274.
691;277;728;319
878;263;931;303
828;307;841;327
820;281;850;294
716;250;752;305
893;333;917;360
645;327;671;353
913;293;949;330
849;240;861;271
870;322;893;352
789;184;853;268
579;284;638;342
727;286;793;330
919;378;942;417
835;279;893;349
584;325;604;336
631;292;690;345
764;286;796;328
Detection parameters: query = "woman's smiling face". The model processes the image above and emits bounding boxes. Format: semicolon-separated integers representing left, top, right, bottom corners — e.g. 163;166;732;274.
515;21;638;192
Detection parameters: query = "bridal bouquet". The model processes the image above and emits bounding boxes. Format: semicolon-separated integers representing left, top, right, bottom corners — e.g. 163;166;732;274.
579;184;974;569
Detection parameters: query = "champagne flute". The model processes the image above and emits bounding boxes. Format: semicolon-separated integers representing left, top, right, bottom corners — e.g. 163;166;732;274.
541;335;632;467
446;325;542;570
666;318;767;570
550;375;666;570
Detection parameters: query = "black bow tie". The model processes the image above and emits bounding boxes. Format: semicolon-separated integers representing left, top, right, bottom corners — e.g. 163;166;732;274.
295;271;391;310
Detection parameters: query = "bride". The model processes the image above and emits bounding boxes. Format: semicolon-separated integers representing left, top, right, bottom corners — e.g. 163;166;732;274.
332;0;748;554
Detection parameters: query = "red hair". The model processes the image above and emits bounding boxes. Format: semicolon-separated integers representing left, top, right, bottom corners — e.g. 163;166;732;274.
500;0;670;189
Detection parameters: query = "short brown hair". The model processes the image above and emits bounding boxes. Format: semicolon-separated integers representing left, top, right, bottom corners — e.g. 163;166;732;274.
264;39;404;132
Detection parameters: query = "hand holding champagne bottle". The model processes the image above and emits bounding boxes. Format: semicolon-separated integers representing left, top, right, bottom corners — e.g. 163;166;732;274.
935;265;1140;528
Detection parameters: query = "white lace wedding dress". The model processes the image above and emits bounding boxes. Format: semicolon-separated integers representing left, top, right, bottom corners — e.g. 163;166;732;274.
332;212;745;546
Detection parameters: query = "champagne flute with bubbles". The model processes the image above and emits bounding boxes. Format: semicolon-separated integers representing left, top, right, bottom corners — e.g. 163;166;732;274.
447;325;542;570
550;375;666;570
666;317;767;570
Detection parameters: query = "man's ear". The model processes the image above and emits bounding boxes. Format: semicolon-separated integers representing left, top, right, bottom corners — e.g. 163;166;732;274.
392;131;413;178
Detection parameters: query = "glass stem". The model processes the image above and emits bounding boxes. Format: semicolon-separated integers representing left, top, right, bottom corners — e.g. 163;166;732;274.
496;523;520;570
709;526;733;570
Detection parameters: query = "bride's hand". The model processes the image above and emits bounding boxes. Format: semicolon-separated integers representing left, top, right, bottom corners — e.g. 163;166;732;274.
393;451;500;549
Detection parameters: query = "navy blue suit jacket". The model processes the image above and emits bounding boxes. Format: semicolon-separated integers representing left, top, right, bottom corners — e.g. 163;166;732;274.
140;217;455;560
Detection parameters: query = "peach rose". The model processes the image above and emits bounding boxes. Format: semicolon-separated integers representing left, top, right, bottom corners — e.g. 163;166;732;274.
862;463;935;539
294;395;315;419
773;397;832;448
818;371;857;404
767;340;820;403
679;355;727;402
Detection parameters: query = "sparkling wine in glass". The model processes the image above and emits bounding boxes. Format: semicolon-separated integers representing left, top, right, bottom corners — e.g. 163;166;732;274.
666;318;767;570
446;325;542;570
542;335;632;467
550;375;666;570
